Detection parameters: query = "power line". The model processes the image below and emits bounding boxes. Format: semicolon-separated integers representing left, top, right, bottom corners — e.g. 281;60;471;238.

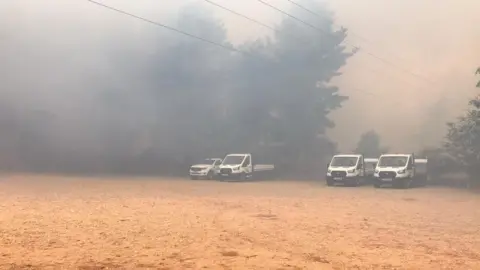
256;0;339;40
285;0;426;68
84;0;463;108
203;0;276;32
255;0;437;85
202;0;435;95
285;0;371;44
85;0;257;58
286;0;475;103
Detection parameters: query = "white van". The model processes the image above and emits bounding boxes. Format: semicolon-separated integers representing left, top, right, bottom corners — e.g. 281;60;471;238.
374;154;415;188
326;154;365;187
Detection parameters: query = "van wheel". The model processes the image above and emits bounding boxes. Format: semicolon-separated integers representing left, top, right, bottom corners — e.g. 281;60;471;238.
406;178;413;189
407;178;413;189
419;177;427;187
392;180;401;189
239;173;246;181
355;177;361;186
326;179;334;186
207;171;214;180
348;178;359;187
374;180;381;188
395;179;410;189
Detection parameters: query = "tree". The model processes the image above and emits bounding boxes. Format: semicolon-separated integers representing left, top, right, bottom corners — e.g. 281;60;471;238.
230;0;354;172
2;2;353;176
354;130;389;157
444;68;480;185
100;0;354;175
98;4;233;167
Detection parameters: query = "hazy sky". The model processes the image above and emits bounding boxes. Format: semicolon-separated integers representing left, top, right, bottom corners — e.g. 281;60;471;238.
2;0;479;152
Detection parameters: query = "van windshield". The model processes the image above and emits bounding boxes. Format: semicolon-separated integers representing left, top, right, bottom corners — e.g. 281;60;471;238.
201;159;216;165
378;156;408;167
222;156;245;165
330;157;358;167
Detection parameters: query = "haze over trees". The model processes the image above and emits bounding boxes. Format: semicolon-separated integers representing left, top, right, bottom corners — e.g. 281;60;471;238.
0;1;354;176
353;130;389;158
1;0;477;185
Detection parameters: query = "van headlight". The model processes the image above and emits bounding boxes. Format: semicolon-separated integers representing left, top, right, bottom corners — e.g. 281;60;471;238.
398;169;405;174
348;169;355;173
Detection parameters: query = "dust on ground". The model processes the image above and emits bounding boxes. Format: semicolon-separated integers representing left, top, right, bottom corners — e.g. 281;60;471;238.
0;175;479;269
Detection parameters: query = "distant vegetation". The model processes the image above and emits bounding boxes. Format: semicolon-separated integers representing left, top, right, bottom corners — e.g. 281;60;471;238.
423;68;480;187
0;1;354;177
0;0;478;186
353;130;389;158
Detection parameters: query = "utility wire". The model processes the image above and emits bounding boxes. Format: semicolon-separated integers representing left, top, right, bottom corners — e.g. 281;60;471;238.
203;0;432;95
84;0;465;107
284;0;476;102
85;0;257;58
203;0;276;32
255;0;437;85
285;0;371;44
285;0;422;67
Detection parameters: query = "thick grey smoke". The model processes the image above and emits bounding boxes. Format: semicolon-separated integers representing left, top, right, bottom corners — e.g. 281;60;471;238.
2;0;478;175
0;0;351;176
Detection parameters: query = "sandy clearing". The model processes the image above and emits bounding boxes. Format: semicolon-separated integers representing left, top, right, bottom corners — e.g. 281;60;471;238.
0;175;479;269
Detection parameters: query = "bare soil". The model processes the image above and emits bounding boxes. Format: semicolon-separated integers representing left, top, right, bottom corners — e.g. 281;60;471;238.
0;175;479;269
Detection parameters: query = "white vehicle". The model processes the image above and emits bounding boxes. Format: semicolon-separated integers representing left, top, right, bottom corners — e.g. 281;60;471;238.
374;153;415;188
218;153;274;181
326;154;365;186
189;158;223;180
414;158;428;187
365;158;379;181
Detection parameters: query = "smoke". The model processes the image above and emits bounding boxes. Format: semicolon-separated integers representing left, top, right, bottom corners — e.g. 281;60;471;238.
0;0;479;174
327;0;480;151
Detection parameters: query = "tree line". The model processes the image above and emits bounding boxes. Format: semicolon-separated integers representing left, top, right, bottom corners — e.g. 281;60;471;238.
1;1;477;184
0;1;352;177
440;67;480;187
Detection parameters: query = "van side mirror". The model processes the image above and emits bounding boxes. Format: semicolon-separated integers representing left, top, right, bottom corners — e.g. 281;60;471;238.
326;163;330;169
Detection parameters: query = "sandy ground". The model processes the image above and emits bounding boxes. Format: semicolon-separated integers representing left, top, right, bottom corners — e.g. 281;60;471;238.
0;175;479;269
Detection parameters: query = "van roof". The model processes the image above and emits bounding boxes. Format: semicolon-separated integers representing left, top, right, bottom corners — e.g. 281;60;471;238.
380;154;411;157
333;154;362;158
365;158;379;162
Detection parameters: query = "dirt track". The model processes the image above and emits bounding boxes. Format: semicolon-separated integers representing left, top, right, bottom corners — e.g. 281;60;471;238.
0;175;479;269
